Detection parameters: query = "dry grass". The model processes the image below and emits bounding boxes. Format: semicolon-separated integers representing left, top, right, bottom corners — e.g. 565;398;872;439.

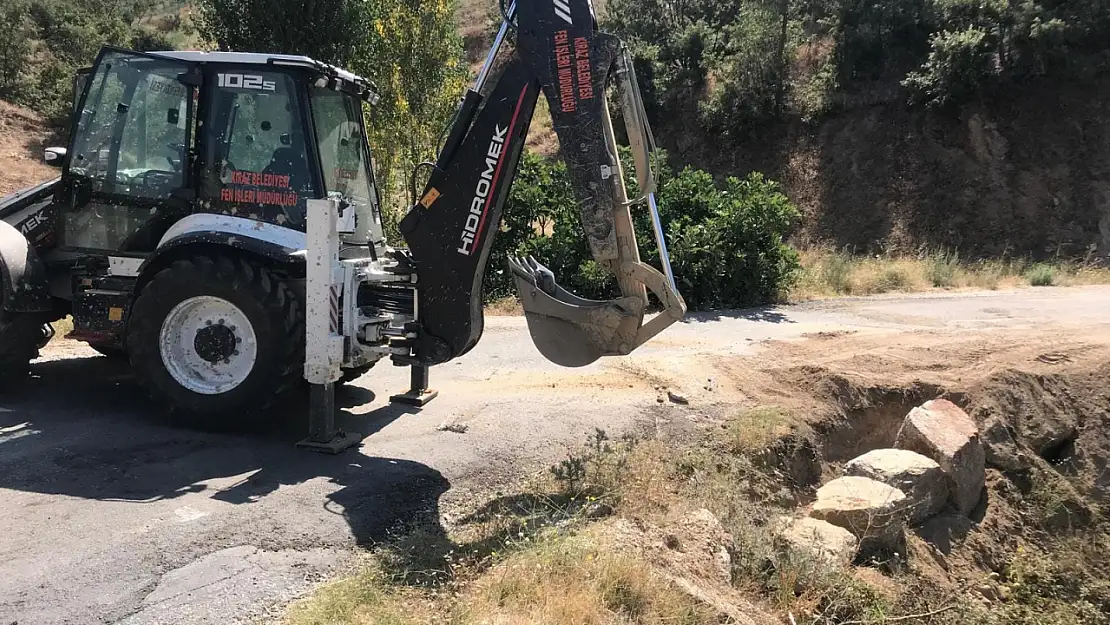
281;422;977;625
280;565;429;625
724;405;803;455
790;247;1110;301
525;97;559;157
484;296;523;316
456;537;715;625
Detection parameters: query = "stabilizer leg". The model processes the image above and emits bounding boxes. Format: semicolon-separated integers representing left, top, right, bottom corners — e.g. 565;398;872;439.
390;365;439;406
297;382;362;453
298;197;361;454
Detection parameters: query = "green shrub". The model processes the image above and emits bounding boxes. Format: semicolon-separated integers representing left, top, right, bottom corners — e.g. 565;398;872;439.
1027;263;1056;287
820;251;854;294
903;27;996;107
664;170;801;308
928;249;960;287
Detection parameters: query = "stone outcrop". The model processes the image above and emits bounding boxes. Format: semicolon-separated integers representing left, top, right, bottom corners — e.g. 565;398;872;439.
774;516;859;569
895;399;986;514
809;476;908;554
845;448;949;523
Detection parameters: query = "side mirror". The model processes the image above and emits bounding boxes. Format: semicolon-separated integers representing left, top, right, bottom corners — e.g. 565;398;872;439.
44;147;67;169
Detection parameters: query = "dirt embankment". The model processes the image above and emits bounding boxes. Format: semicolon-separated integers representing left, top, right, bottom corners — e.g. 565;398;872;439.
664;75;1110;261
706;327;1110;619
0;100;57;197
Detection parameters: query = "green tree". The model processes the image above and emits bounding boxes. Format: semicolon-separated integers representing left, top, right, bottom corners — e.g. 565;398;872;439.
21;0;137;124
351;0;468;219
197;0;370;66
0;0;33;101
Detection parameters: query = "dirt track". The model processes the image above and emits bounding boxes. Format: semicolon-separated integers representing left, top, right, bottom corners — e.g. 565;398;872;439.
2;285;1110;625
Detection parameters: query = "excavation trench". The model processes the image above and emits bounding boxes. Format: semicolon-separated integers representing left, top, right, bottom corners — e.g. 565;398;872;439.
759;363;1110;508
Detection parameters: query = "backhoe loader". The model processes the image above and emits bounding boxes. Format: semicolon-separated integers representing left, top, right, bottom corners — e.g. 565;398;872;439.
0;0;686;451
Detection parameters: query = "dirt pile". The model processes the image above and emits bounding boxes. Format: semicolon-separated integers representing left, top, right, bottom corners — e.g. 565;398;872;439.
0;100;56;197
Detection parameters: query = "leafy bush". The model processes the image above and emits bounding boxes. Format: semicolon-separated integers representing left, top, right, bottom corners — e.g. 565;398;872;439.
487;149;801;311
927;249;960;287
903;27;997;107
664;171;801;308
0;1;33;101
1027;263;1056;286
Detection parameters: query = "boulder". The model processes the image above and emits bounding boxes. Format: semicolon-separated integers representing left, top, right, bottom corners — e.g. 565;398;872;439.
774;516;859;569
895;399;986;515
810;476;908;555
845;448;948;523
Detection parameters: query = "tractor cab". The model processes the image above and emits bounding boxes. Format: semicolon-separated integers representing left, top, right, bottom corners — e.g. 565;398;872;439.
48;47;385;258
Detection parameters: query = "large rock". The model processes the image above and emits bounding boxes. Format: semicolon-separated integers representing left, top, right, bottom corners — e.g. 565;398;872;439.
810;476;908;555
845;448;949;524
895;399;986;515
774;516;859;569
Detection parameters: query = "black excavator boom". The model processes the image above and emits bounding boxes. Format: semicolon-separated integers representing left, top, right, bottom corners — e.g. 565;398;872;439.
397;0;686;368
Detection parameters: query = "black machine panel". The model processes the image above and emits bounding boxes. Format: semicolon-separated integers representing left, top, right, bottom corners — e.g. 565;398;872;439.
399;60;540;365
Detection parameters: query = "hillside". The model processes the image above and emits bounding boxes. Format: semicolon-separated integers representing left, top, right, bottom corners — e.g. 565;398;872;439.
0;101;56;196
662;74;1110;261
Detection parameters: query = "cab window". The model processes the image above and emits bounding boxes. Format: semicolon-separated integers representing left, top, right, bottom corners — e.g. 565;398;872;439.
69;51;189;196
204;70;318;225
310;87;375;208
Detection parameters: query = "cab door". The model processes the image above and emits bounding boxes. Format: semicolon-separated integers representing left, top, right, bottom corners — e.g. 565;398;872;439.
56;47;198;256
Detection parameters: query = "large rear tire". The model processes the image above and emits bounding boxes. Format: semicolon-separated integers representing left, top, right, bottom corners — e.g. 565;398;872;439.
0;310;47;388
127;254;304;427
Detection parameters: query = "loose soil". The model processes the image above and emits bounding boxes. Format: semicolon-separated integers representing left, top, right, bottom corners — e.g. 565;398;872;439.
0;100;56;196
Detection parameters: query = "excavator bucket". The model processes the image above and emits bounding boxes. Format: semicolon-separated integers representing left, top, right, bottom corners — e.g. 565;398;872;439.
509;45;687;366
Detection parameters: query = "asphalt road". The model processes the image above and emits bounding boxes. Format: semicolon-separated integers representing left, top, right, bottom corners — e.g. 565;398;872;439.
3;285;1110;625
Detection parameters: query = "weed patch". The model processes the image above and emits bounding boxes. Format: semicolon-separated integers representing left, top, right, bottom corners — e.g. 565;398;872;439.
1026;263;1056;286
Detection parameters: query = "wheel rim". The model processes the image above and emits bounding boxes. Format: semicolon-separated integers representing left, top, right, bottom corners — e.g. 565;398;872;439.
158;296;259;395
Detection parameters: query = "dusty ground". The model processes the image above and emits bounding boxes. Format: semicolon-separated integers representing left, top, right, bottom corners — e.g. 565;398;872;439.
0;100;57;196
2;286;1110;624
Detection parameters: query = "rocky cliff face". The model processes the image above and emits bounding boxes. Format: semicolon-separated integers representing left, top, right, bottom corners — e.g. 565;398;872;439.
669;74;1110;260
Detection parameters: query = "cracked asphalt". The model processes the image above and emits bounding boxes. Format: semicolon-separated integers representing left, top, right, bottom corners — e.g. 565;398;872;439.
3;285;1110;625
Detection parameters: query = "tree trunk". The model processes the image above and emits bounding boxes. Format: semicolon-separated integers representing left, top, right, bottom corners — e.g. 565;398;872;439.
775;0;789;116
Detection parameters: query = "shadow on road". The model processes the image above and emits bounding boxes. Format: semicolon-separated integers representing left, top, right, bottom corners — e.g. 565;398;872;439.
685;305;795;324
0;354;450;549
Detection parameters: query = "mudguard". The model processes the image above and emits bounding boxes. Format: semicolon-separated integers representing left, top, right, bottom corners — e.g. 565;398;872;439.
0;220;51;313
139;214;306;283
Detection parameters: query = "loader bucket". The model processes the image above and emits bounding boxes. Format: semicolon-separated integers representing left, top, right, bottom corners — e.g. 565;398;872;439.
508;46;687;366
509;255;685;367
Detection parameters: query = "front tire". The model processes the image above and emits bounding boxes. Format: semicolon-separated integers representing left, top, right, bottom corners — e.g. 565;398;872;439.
127;255;304;426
